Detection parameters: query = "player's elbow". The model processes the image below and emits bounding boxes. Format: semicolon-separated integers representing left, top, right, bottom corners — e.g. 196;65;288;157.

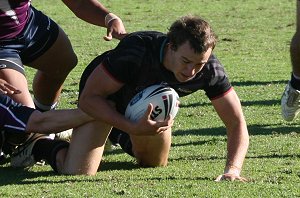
25;111;45;132
78;93;91;114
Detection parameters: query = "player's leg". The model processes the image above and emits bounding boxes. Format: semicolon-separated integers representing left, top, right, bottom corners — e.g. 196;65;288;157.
27;27;77;111
0;65;34;146
58;121;112;175
0;67;34;108
130;129;172;167
108;127;172;167
291;0;300;77
22;7;77;139
281;0;300;121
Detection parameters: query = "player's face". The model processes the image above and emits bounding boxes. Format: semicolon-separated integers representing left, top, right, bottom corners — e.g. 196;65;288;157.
165;41;212;82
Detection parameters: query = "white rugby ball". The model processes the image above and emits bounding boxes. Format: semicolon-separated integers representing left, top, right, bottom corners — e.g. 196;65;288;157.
125;84;180;122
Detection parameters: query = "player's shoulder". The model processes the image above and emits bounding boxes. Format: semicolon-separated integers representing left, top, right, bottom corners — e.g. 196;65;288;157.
120;31;166;45
204;54;225;72
126;31;165;39
207;54;222;67
198;53;228;82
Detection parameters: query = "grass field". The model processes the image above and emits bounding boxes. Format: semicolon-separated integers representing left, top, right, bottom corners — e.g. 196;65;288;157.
1;0;300;197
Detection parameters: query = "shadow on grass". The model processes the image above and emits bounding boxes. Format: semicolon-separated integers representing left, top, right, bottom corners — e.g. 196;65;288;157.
0;160;139;186
170;154;223;162
173;123;300;137
179;80;286;108
180;99;280;108
171;139;221;147
100;160;138;171
146;175;213;181
0;167;55;186
231;80;287;87
0;164;213;186
246;153;300;159
169;152;300;164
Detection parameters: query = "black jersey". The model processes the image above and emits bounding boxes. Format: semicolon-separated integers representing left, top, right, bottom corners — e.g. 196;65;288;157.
79;31;232;114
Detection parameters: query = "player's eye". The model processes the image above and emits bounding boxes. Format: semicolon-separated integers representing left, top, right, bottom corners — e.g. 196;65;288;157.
182;59;190;64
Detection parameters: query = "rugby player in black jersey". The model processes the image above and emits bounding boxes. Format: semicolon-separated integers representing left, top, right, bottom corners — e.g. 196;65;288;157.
12;15;249;181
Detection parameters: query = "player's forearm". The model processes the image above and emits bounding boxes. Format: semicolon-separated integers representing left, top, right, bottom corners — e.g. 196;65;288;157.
26;108;93;134
79;94;134;134
62;0;110;27
225;124;249;174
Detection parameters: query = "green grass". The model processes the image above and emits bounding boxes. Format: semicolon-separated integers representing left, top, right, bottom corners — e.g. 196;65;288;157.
1;0;300;197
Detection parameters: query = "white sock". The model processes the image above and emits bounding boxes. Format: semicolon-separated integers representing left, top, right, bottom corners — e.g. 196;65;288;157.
33;98;57;111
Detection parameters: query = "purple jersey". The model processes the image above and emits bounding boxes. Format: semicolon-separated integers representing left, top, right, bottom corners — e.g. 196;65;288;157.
0;94;34;134
0;0;30;40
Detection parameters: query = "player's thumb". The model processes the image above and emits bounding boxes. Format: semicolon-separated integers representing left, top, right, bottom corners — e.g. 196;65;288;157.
145;103;154;119
103;29;113;41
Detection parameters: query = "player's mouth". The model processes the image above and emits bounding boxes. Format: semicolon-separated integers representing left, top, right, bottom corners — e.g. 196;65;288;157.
179;73;194;82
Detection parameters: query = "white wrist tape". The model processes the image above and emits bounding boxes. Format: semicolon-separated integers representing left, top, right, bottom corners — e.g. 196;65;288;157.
105;13;120;27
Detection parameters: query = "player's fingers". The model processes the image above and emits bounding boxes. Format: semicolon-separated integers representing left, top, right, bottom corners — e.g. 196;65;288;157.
103;28;113;41
237;176;248;182
6;87;21;94
1;83;21;94
165;114;174;122
0;89;7;94
157;128;165;134
0;86;12;94
103;35;113;41
214;175;223;182
215;174;234;181
160;125;171;131
103;36;112;41
12;89;21;94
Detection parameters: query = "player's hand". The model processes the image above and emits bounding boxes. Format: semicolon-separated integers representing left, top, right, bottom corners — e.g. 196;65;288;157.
103;15;127;41
0;79;21;95
214;173;248;182
130;103;173;136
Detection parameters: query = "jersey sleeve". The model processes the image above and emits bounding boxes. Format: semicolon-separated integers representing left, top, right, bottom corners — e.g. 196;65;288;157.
203;56;232;100
101;34;147;83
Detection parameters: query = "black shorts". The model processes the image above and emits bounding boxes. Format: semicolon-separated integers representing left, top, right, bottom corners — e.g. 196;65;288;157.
0;6;59;75
0;94;35;148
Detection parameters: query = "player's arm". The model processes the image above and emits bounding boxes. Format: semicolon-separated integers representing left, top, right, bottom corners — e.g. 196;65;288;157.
26;108;94;134
62;0;126;40
79;63;171;136
211;89;249;182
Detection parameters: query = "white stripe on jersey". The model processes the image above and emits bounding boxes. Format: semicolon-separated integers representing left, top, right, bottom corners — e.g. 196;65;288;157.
0;103;26;129
0;59;24;71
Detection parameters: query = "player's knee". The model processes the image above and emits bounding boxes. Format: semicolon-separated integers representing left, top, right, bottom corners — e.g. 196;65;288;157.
137;158;168;168
69;53;78;70
61;54;77;75
60;165;97;176
55;147;68;174
53;52;77;78
134;150;168;168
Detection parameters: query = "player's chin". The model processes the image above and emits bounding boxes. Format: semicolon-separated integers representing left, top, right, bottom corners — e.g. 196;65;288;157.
177;75;194;82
